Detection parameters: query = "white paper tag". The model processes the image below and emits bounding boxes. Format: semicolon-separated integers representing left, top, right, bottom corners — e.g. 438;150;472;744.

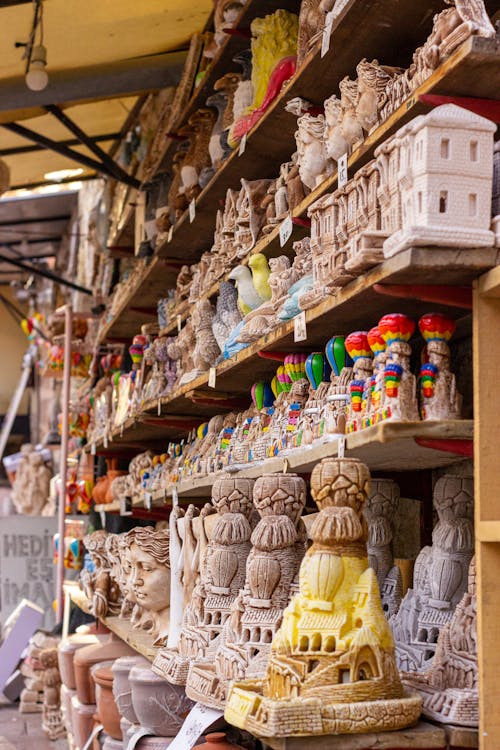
238;133;247;156
103;433;108;449
177;314;182;332
120;496;133;516
338;152;348;188
279;214;293;247
168;225;174;243
189;199;196;223
166;703;223;750
158;399;162;416
294;311;307;342
90;442;96;455
338;435;346;459
144;492;153;511
172;486;179;507
321;14;334;58
208;367;217;388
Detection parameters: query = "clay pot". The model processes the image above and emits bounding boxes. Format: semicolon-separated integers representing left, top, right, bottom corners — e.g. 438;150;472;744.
61;684;76;733
71;694;97;750
58;634;98;689
112;655;149;723
120;716;139;746
74;637;136;704
103;736;123;750
92;662;122;740
92;475;111;505
130;665;193;736
105;470;127;504
194;734;245;750
136;739;174;750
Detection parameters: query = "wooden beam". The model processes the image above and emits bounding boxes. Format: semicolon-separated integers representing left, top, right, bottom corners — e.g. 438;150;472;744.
0;132;120;157
478;266;500;299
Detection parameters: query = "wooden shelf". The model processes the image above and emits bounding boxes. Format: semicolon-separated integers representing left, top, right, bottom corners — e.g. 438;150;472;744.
66;582;159;662
100;34;500;344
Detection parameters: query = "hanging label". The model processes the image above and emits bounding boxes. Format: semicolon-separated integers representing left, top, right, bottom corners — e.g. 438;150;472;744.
294;311;307;342
338;435;346;459
158;399;162;416
90;442;96;455
172;486;179;507
189;199;196;223
144;492;153;511
103;433;108;449
279;214;293;247
238;133;247;156
120;496;133;516
166;703;223;750
338;153;348;188
176;314;182;332
321;14;334;58
208;367;217;388
167;225;174;243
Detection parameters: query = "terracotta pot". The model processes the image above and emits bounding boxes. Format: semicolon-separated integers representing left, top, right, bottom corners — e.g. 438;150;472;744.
194;734;245;750
103;736;123;750
105;470;127;504
74;637;136;705
130;665;193;736
71;694;97;750
58;634;99;689
112;655;149;723
92;475;111;505
92;662;122;740
61;684;76;734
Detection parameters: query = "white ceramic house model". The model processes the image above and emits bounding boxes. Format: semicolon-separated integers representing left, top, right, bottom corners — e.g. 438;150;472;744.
383;104;496;258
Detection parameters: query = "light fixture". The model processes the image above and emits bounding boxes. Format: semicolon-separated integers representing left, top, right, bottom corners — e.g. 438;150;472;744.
44;168;84;182
25;44;48;91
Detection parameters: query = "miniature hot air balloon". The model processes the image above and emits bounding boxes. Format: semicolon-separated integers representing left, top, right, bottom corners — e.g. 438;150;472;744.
305;352;330;390
418;313;455;343
367;326;386;358
197;422;208;440
284;353;307;382
350;380;365;412
251;381;274;409
129;334;147;367
378;314;415;345
420;362;438;398
344;332;372;362
276;365;292;393
271;375;280;398
325;336;353;376
384;363;403;397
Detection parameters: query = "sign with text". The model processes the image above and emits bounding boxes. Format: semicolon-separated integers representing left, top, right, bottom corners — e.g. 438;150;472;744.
0;516;58;630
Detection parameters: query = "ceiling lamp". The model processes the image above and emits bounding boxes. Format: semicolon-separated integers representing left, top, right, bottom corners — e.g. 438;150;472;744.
26;44;48;91
16;0;49;92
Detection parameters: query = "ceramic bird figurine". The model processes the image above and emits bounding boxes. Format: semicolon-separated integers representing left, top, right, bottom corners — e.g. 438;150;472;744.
248;253;272;302
212;281;243;351
229;265;265;316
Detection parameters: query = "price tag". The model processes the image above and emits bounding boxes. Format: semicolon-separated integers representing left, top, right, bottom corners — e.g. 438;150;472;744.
189;199;196;223
144;492;153;511
405;96;416;111
279;214;293;247
90;442;96;456
165;703;223;750
238;133;247;156
176;314;182;332
103;434;108;449
294;311;307;342
338;435;346;459
172;486;179;507
321;14;334;58
208;367;217;388
120;496;133;516
158;399;162;416
338;153;348;188
167;225;174;243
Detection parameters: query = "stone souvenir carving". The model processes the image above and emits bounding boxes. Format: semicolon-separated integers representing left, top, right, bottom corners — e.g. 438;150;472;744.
277;237;314;321
40;647;66;741
344;332;374;433
190;299;221;377
231;50;254;125
168;320;196;385
120;528;154;631
377;314;419;423
226;457;422;735
418;313;462;420
167;148;189;226
207;91;228;171
230;10;298;144
297;0;325;66
186;473;307;708
355;59;401;133
178;108;217;202
81;530;121;617
153;476;254;684
229;264;266;316
212;281;243;354
20;632;59;714
390;474;474;672
323;94;350;162
382;105;496;258
318;335;354;437
11;444;53;516
364;479;403;618
295;113;334;190
234;179;273;258
402;557;478;727
214;72;243;161
129;527;171;644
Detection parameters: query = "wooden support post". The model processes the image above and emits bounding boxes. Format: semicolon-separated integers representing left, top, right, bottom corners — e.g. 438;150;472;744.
473;270;500;749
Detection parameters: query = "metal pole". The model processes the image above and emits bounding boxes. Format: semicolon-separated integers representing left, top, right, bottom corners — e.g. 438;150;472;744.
56;304;72;623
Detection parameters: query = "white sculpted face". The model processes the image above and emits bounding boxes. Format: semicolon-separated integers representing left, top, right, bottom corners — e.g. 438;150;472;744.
130;541;170;613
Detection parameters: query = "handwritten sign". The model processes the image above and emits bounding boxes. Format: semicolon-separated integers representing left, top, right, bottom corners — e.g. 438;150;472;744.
208;367;217;388
0;516;57;630
338;153;348;188
294;311;307;342
279;214;293;247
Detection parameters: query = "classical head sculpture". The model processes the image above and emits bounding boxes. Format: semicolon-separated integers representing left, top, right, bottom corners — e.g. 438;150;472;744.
129;527;171;643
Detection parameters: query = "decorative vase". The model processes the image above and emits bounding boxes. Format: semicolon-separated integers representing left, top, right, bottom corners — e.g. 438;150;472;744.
130;664;193;736
74;638;135;705
92;662;122;740
58;634;98;690
112;655;149;724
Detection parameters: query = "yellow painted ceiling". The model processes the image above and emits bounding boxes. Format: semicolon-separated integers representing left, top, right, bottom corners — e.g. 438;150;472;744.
0;0;212;189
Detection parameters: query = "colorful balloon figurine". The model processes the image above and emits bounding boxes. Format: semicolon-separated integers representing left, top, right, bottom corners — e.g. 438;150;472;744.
344;331;372;362
251;381;274;409
349;381;365;412
283;353;307;382
367;326;386;358
305;352;331;390
420;362;439;398
129;334;147;367
378;313;415;345
384;363;404;397
325;335;353;376
418;312;455;344
276;365;292;393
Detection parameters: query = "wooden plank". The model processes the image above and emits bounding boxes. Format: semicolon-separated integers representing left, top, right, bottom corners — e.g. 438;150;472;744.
476;521;500;543
473;276;500;750
477;266;500;299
